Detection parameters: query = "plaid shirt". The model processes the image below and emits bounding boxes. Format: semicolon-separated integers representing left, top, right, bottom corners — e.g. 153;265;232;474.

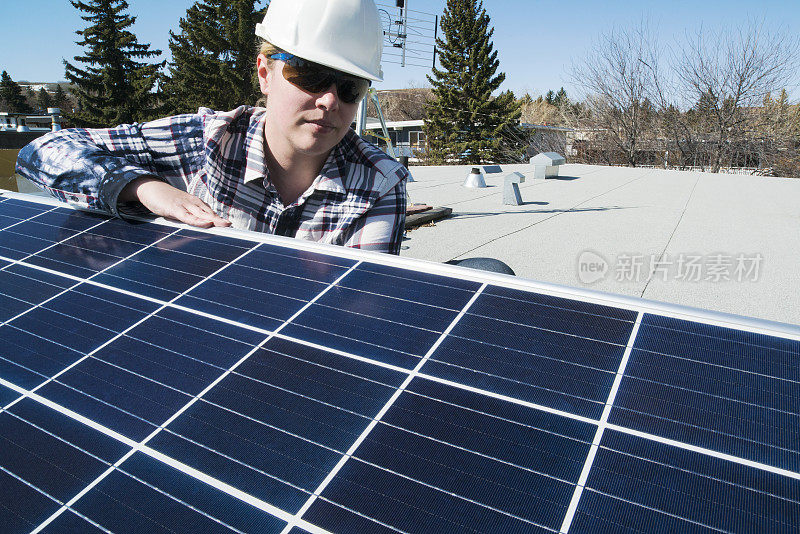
16;106;408;254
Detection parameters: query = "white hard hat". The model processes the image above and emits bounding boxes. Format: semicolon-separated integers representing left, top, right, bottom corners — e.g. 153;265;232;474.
255;0;384;82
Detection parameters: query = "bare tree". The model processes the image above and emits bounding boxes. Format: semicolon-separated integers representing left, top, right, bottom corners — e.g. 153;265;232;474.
371;87;433;122
570;22;658;167
675;22;800;172
753;90;800;176
637;48;701;170
519;94;564;126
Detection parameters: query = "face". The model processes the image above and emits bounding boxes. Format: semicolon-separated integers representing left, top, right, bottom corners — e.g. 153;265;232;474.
257;53;360;159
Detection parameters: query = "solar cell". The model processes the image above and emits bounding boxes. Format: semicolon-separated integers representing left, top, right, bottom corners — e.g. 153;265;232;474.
1;193;798;533
611;314;800;472
572;430;799;533
0;264;74;322
175;246;355;331
38;511;108;533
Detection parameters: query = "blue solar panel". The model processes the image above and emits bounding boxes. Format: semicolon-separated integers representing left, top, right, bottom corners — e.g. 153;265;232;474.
572;429;799;532
1;194;798;533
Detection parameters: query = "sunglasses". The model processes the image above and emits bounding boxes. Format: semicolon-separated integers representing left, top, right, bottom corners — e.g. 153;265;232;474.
270;53;371;105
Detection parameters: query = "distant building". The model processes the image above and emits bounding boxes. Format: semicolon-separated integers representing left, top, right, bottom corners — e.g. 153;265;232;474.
0;110;62;150
362;119;426;159
362;118;573;162
519;123;574;159
0;110;62;133
19;84;51;94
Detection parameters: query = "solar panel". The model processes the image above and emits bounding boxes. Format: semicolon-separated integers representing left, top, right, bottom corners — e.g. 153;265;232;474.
1;192;798;533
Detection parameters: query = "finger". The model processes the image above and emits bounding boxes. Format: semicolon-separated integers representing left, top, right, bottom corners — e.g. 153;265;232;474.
183;202;230;227
161;202;214;228
185;200;231;226
176;208;215;228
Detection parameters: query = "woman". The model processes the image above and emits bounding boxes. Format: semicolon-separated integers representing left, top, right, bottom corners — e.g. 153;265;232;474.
16;0;408;254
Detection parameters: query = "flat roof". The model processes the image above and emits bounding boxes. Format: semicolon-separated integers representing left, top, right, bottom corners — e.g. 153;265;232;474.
403;163;800;326
365;119;425;130
520;123;574;132
364;120;573;132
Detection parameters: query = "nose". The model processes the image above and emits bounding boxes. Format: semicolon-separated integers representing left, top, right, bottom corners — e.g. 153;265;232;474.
316;83;340;111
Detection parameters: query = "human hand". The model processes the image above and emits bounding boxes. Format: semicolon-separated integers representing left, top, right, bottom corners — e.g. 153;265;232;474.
121;177;231;228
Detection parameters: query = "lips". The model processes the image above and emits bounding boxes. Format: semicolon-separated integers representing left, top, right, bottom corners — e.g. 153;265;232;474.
306;119;336;130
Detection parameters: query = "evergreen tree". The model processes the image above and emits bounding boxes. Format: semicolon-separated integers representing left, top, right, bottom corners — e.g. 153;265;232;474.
162;0;266;114
0;71;32;113
424;0;520;164
64;0;164;127
554;87;568;107
53;84;69;110
36;88;53;112
24;88;37;111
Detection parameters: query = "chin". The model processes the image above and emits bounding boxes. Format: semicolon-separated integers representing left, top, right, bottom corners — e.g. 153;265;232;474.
294;138;338;156
297;131;345;153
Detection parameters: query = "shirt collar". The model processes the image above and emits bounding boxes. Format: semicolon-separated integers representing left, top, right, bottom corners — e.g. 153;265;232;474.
314;142;347;195
243;110;269;185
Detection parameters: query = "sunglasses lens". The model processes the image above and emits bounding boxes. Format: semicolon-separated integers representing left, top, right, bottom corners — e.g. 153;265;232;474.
337;77;370;104
280;59;370;104
282;63;335;94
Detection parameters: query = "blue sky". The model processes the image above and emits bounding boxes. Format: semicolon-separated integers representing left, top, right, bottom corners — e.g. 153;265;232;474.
2;0;798;100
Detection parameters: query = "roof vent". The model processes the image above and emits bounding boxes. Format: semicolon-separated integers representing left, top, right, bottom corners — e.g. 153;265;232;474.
463;167;486;188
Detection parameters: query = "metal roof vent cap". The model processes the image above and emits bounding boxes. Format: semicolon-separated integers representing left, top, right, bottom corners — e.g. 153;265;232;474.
463;167;487;188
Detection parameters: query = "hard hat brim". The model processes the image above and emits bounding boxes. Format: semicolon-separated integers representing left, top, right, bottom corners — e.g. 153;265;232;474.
256;23;383;82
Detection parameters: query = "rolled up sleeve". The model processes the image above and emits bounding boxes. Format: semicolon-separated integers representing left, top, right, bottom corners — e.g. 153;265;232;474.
15;113;206;218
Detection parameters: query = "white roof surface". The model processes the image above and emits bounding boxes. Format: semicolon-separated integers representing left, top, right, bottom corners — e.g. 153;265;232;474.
403;163;800;326
364;119;425;130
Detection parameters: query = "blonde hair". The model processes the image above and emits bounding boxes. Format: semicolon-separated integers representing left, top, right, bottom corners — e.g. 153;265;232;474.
255;41;282;107
258;41;282;62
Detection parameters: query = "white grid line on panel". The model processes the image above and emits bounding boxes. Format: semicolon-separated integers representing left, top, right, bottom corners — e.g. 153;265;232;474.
28;255;359;534
4;248;797;490
578;487;726;532
0;464;113;533
0;203;61;237
422;352;612;411
282;284;488;534
347;455;556;533
28;241;262;532
2;250;798;489
604;423;800;482
588;441;800;506
0;227;185;415
619;337;800;388
395;386;593;450
4;191;800;341
0;212;112;274
3;409;253;534
560;312;644;533
108;467;251;534
0;211;151;299
414;371;601;427
1;378;334;534
312;497;409;533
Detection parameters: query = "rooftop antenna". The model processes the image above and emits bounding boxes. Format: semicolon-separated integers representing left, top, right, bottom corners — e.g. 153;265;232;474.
388;0;409;67
356;0;437;153
376;0;437;70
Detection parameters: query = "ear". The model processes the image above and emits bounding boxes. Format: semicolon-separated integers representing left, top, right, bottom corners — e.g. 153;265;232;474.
256;53;272;96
